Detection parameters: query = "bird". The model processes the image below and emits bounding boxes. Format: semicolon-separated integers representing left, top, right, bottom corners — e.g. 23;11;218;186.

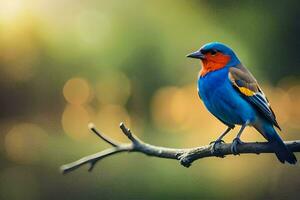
187;42;297;164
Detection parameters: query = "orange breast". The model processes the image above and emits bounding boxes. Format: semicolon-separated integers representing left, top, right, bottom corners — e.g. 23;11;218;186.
200;53;231;77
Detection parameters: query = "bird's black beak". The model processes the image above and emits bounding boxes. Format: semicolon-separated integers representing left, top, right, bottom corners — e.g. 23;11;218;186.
186;51;205;60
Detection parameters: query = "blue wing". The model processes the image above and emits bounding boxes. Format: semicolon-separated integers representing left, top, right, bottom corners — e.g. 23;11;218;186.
229;66;281;130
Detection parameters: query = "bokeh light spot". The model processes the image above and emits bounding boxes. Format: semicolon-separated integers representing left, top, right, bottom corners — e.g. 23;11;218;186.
0;0;23;22
4;123;48;164
0;18;39;82
63;77;91;105
62;105;91;140
94;104;131;142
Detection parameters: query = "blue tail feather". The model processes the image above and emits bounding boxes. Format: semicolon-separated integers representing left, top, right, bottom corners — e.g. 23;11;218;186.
262;125;297;164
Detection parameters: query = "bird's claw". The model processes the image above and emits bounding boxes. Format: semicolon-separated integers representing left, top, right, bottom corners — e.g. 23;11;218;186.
231;138;244;155
210;139;225;157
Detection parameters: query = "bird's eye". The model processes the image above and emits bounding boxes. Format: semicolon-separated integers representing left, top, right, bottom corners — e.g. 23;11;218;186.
210;49;218;56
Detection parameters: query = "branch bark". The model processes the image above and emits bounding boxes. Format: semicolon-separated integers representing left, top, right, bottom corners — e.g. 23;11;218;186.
60;123;300;174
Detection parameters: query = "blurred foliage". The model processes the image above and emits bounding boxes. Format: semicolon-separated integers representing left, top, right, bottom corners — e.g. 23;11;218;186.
0;0;300;200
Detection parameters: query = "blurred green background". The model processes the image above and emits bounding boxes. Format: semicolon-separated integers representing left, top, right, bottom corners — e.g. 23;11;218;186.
1;0;300;199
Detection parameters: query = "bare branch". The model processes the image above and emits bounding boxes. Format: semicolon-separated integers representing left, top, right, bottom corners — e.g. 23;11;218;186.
60;123;300;174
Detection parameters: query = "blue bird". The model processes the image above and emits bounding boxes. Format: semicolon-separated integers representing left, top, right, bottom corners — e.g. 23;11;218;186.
187;42;297;164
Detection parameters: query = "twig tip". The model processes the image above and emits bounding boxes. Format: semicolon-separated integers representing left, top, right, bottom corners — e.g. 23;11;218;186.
88;123;95;130
59;165;68;174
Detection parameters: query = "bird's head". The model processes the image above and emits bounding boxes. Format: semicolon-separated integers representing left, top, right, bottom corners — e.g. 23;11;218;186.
187;42;240;76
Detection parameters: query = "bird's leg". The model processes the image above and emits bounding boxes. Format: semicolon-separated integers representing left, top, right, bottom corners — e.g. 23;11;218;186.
231;121;249;155
210;127;232;145
210;127;232;156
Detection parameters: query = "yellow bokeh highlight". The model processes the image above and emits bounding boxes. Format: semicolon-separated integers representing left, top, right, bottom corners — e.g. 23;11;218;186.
61;73;133;140
94;104;131;142
63;77;91;105
4;123;48;164
62;105;93;140
0;14;39;82
0;0;24;22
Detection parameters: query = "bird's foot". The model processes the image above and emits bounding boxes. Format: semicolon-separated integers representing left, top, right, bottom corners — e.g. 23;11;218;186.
210;139;225;157
231;138;244;155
